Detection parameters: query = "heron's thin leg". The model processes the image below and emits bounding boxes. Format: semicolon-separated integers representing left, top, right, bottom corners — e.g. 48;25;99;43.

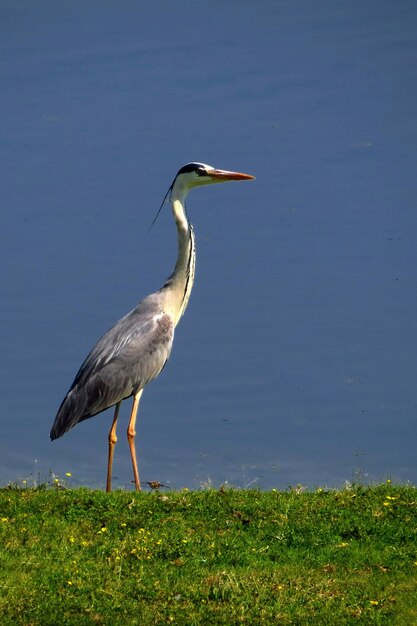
106;401;122;493
127;389;143;491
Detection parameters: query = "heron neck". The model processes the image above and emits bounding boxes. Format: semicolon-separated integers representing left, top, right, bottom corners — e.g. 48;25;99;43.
160;198;196;326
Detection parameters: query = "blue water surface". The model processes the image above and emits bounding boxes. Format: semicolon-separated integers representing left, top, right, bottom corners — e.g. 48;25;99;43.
0;1;416;490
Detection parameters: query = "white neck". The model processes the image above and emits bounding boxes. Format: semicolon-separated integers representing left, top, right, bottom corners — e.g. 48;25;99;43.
159;195;196;326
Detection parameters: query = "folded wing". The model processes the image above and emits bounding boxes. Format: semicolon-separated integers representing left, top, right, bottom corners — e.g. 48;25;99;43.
50;297;174;440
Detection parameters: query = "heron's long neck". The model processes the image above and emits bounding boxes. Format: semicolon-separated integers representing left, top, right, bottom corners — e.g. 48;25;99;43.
160;197;196;327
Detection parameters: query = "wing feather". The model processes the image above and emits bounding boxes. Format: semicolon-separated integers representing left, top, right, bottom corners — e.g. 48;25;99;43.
50;298;174;439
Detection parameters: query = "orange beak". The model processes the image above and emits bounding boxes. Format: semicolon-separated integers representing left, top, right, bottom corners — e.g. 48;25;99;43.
207;169;255;181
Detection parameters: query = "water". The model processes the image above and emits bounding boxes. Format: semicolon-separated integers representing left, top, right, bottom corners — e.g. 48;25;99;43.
1;1;416;490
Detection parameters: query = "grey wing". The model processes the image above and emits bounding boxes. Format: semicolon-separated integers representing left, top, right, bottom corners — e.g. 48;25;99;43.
50;305;174;440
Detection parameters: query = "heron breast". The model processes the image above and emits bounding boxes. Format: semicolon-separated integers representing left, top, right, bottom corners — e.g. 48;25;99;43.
148;313;173;355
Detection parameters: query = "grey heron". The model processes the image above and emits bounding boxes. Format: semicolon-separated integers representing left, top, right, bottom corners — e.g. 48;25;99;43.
50;162;254;491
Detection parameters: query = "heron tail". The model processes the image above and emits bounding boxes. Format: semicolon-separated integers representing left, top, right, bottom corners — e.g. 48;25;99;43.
50;388;90;440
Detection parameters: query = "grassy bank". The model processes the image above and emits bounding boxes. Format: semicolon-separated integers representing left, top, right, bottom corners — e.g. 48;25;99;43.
0;483;416;625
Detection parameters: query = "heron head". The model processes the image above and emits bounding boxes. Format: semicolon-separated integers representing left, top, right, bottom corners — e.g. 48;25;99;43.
170;162;254;201
149;162;254;231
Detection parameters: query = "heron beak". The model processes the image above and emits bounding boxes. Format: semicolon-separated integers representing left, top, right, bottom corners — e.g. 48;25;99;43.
207;169;255;182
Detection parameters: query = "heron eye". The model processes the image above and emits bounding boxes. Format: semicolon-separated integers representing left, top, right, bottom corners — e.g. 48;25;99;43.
197;168;207;176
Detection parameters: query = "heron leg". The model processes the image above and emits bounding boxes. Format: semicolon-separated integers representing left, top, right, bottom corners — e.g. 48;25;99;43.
127;389;143;491
106;401;122;493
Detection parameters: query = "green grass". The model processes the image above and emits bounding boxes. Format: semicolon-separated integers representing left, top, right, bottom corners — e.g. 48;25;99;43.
0;483;416;625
